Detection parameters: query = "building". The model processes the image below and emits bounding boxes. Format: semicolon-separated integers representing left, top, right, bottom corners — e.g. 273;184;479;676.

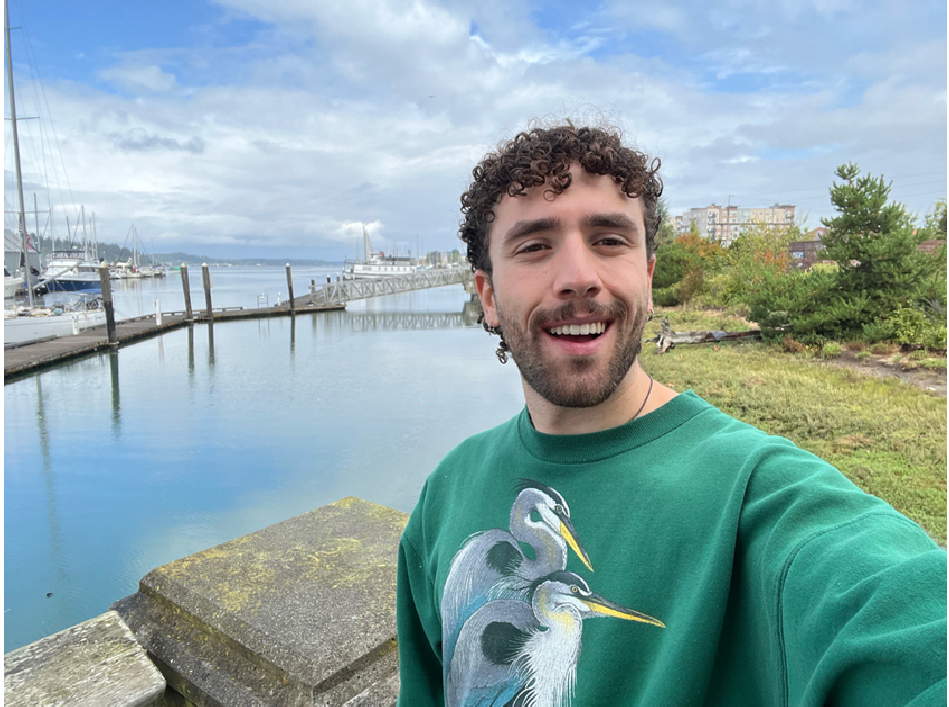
787;238;827;270
674;203;797;246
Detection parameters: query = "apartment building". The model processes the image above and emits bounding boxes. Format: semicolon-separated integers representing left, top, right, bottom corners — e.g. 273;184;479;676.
673;203;797;246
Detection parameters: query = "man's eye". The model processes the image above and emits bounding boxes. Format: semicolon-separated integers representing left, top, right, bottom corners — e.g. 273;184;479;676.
596;236;626;247
517;243;547;254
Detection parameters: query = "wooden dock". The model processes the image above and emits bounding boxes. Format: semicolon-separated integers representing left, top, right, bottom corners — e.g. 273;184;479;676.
4;301;344;381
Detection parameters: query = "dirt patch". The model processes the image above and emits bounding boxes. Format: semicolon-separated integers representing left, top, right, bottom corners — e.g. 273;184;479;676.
814;351;947;397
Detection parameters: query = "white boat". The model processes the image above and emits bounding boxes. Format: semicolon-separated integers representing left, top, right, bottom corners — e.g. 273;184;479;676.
42;250;102;291
4;292;107;345
343;224;417;280
4;267;23;299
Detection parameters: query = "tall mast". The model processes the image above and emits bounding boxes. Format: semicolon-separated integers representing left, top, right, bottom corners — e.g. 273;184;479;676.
33;192;39;257
5;1;33;306
81;205;87;260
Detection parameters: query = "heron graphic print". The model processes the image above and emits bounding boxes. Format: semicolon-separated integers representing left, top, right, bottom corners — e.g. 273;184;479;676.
440;479;665;707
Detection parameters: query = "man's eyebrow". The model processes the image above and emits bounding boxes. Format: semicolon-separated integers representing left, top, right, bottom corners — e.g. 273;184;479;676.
500;217;561;246
582;213;639;233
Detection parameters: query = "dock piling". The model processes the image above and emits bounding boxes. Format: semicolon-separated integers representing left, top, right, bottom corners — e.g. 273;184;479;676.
286;263;295;314
201;263;213;322
180;263;193;322
98;263;117;344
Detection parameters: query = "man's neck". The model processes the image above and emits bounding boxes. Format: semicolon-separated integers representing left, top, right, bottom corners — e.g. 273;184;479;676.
523;363;678;436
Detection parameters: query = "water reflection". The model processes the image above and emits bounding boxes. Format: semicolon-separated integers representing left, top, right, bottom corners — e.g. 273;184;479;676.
4;287;522;652
34;377;75;629
207;323;215;370
109;350;121;440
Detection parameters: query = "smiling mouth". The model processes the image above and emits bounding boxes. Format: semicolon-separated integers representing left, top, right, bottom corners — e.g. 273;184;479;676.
546;322;608;343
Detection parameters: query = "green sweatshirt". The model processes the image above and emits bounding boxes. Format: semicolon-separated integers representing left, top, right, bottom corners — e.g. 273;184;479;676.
397;391;947;706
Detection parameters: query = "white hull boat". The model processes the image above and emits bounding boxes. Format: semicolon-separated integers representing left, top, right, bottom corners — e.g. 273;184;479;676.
4;293;107;345
342;224;417;280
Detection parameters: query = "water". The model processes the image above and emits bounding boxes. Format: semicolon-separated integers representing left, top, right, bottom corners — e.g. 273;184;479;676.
3;268;525;652
106;265;345;320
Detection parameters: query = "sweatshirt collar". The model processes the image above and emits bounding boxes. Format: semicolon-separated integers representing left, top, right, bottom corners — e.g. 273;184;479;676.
516;390;710;464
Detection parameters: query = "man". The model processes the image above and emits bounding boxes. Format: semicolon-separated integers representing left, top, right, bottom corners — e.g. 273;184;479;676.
396;122;946;706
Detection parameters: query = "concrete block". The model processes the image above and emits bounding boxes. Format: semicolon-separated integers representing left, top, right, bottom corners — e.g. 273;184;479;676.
113;497;409;705
4;610;166;706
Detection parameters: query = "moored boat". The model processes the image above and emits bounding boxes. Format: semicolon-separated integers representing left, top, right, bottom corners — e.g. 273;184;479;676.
342;224;417;280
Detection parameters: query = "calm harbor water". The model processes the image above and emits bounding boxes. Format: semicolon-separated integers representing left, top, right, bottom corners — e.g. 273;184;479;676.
4;268;525;652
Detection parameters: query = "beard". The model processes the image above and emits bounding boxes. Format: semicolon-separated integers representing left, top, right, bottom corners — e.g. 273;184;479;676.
496;297;647;408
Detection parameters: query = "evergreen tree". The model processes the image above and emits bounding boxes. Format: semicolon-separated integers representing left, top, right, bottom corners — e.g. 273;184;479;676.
819;163;938;338
747;164;946;345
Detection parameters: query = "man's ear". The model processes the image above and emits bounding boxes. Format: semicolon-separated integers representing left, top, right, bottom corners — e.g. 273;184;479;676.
474;269;499;327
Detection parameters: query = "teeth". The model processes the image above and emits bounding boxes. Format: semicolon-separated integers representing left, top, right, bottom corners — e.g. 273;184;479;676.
547;322;607;335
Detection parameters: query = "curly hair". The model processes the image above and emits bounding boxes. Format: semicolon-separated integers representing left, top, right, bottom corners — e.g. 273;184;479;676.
460;121;663;274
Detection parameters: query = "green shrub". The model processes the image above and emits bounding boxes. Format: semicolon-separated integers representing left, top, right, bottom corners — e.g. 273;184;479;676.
910;349;930;360
652;285;679;307
822;342;842;359
862;317;897;343
923;324;947;351
922;358;947;370
855;351;872;360
870;342;892;355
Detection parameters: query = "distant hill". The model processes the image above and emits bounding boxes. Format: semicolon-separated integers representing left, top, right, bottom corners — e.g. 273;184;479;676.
29;238;342;268
154;252;342;267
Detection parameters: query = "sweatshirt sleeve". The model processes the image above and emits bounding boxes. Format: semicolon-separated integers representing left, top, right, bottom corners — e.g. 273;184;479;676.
396;533;445;707
779;513;947;706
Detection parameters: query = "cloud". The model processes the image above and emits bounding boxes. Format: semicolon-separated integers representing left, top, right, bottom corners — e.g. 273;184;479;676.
111;130;206;154
99;64;178;92
7;0;944;258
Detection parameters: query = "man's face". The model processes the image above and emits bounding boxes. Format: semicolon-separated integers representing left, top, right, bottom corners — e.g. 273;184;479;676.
475;167;655;408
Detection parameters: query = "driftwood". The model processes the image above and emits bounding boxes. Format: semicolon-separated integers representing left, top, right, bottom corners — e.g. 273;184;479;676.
649;317;762;353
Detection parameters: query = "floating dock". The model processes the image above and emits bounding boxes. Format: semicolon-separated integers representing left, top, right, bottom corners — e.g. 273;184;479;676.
3;300;344;381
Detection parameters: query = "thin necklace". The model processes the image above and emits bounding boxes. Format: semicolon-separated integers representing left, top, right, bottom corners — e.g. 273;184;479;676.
631;376;654;422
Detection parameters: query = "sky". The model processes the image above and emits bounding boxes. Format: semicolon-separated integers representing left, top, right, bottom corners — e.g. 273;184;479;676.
3;0;947;261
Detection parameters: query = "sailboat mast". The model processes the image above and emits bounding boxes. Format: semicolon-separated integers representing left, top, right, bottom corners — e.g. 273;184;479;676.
5;1;34;307
33;192;40;256
81;205;87;260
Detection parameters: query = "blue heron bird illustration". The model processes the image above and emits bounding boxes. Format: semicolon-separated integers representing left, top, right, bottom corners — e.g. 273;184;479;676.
441;481;593;669
446;571;665;707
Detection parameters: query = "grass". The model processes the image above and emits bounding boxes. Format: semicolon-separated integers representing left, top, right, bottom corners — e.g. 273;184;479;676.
641;337;947;546
923;359;947;371
855;351;872;360
653;305;753;334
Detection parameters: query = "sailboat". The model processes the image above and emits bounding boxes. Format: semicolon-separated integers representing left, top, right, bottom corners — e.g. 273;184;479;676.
3;4;105;345
342;223;417;280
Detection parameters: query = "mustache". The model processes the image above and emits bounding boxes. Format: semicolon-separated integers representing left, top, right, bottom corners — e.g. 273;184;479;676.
529;299;629;329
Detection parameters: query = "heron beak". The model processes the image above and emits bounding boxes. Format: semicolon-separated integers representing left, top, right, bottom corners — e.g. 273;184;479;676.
558;515;594;572
582;593;665;628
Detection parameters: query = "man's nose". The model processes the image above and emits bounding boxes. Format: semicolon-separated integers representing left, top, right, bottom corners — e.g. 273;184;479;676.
552;237;601;299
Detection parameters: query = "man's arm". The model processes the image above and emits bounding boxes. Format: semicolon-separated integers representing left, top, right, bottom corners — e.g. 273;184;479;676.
396;536;445;707
781;513;947;705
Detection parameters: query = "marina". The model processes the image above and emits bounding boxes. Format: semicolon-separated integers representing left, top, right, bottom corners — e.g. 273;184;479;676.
3;272;523;653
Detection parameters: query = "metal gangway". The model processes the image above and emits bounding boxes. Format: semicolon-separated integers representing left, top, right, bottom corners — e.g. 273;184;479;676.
306;268;473;307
